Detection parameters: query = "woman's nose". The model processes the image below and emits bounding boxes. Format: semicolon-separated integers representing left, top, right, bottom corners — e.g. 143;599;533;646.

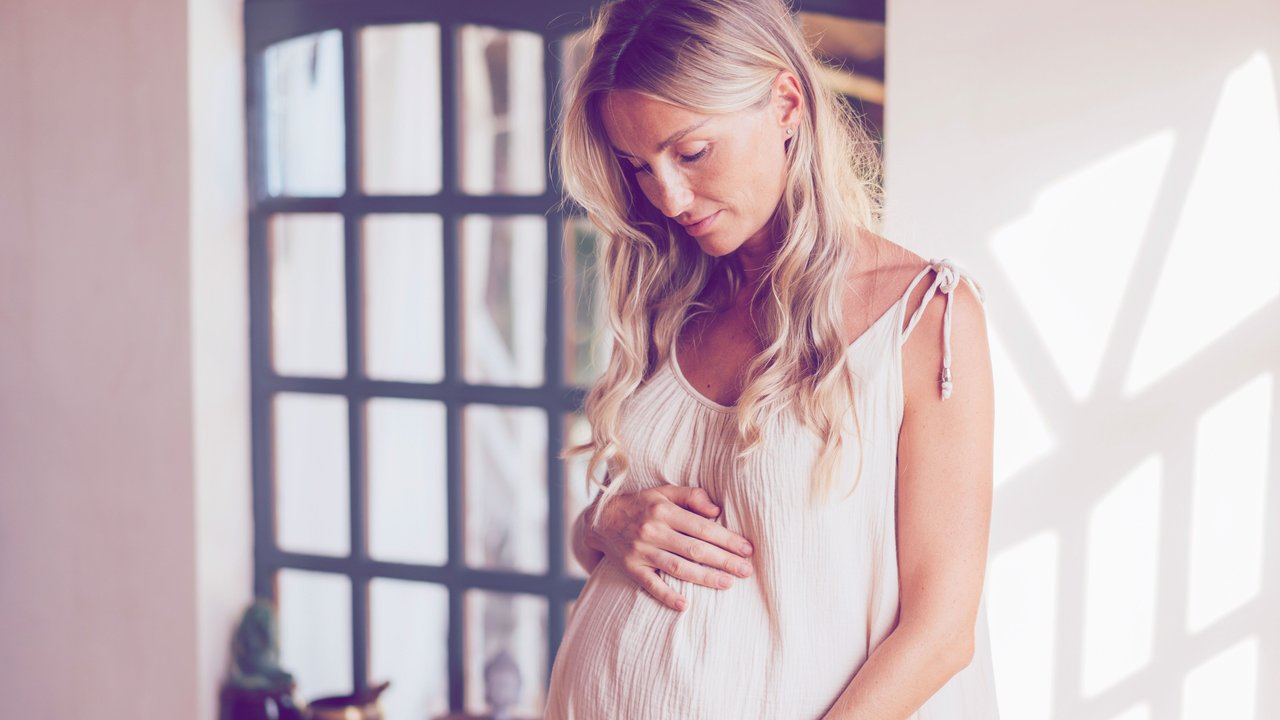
648;170;694;218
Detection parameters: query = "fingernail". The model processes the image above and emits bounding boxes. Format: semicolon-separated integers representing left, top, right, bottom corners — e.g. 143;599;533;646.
717;576;732;588
675;598;686;611
740;543;753;555
735;561;752;576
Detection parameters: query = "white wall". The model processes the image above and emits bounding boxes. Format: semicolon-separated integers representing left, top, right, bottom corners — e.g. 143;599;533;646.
191;0;254;717
0;0;251;718
886;1;1280;718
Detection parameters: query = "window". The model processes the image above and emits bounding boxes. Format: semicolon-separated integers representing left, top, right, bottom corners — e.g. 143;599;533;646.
245;2;883;717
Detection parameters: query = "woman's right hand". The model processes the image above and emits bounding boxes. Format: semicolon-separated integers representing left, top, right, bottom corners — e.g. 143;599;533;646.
584;485;755;611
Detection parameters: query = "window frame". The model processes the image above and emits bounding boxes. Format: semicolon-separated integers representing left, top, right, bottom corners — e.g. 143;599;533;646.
244;0;884;713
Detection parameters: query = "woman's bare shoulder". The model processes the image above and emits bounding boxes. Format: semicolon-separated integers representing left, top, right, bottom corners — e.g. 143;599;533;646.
845;228;934;337
854;228;929;275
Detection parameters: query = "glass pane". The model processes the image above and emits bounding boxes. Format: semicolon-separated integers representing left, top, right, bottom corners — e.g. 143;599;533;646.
463;404;547;573
363;215;444;383
275;392;350;557
457;25;545;195
277;569;353;702
464;590;547;717
270;214;347;378
563;217;610;386
361;24;443;195
461;215;546;387
264;30;345;197
367;397;448;566
369;578;450;720
563;412;599;579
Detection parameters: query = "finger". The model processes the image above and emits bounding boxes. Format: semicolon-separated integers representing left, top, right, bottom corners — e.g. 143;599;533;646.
667;512;755;569
651;548;738;590
656;527;753;580
662;485;721;518
633;566;687;611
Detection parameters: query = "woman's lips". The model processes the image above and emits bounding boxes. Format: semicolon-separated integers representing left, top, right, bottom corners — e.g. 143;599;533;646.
681;210;721;237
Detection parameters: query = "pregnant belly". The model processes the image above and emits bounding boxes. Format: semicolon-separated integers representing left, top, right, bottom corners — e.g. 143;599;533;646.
548;560;779;718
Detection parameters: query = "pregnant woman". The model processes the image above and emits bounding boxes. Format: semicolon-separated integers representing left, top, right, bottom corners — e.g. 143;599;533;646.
545;0;999;717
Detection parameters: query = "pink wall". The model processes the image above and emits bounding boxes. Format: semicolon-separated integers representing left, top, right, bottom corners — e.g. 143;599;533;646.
0;0;251;717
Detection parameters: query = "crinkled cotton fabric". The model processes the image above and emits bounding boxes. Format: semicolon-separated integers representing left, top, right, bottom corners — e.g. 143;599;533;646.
545;259;1000;720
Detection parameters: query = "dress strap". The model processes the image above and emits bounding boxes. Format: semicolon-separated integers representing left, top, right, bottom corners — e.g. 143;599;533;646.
898;258;985;400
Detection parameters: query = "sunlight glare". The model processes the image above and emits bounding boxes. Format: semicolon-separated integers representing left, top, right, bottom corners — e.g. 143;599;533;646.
1186;373;1272;633
989;531;1059;720
1180;636;1258;719
1125;52;1280;395
989;323;1055;486
1110;704;1151;720
990;131;1175;402
1082;454;1162;697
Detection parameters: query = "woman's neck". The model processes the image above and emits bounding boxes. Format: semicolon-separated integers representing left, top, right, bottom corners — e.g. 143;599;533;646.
730;213;782;297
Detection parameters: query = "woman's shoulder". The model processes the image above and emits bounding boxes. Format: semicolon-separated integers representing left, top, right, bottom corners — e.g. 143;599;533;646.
843;228;935;342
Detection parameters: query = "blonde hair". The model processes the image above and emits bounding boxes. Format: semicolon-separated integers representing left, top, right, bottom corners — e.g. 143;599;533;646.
556;0;884;522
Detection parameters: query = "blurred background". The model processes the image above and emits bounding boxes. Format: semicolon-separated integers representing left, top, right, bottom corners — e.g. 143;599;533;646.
0;0;1276;718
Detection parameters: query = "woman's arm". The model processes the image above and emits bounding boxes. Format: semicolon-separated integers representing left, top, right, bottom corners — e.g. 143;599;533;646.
571;496;606;574
823;279;994;719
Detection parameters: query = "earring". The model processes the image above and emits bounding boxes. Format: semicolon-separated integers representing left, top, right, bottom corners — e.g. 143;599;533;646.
785;127;794;136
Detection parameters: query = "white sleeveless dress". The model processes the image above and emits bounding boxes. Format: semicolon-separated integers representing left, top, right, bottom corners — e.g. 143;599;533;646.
545;259;1000;719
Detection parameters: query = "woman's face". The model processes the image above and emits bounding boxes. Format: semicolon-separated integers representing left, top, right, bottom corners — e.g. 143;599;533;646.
599;74;802;259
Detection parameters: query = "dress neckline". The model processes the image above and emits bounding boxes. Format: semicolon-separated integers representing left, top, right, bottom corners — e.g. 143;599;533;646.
668;295;903;413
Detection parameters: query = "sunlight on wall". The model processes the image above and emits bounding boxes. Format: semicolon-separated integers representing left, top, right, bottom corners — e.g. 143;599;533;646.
980;45;1279;719
1187;373;1272;634
1126;52;1280;396
1082;454;1161;697
990;131;1174;402
1180;636;1259;719
1110;704;1151;720
988;323;1055;486
989;531;1059;720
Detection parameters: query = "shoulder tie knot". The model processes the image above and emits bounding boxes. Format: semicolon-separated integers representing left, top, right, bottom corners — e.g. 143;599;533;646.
898;258;985;400
926;258;984;400
931;259;962;294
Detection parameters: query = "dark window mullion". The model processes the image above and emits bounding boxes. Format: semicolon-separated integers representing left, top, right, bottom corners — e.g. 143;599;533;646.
542;31;570;683
245;1;585;50
439;19;468;714
250;208;278;601
262;548;588;596
256;193;558;216
445;404;465;712
246;25;278;599
341;25;371;695
264;374;585;409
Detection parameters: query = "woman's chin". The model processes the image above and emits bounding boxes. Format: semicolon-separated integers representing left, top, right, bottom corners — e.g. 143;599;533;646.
692;235;739;258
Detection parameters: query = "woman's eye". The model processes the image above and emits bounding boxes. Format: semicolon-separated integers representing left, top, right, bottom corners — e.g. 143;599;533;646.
680;147;710;163
628;147;708;175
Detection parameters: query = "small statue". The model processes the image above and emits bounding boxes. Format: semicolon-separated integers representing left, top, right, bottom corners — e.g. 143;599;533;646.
229;598;295;691
220;598;305;720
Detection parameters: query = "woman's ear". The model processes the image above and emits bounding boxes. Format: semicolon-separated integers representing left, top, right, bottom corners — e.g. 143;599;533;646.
772;70;804;132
